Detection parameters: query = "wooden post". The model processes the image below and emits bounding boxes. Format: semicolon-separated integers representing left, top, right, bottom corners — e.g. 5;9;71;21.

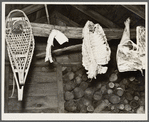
4;64;10;113
56;64;64;113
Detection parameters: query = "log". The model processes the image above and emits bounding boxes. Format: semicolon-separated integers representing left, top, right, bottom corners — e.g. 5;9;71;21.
93;101;108;113
80;105;87;113
125;92;133;101
130;100;139;109
75;76;82;85
93;91;102;101
84;88;95;100
82;74;88;81
64;91;74;101
108;82;115;88
116;88;124;96
87;105;94;112
64;81;76;91
36;44;82;59
109;95;121;104
136;106;145;113
31;22;136;39
82;98;92;107
107;89;113;94
64;100;77;112
79;82;89;90
68;72;75;80
109;71;118;82
118;104;125;110
100;85;107;94
124;104;132;111
73;87;84;99
129;77;135;82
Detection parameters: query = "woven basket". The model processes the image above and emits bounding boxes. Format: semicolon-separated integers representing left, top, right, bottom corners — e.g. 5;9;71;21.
5;9;35;101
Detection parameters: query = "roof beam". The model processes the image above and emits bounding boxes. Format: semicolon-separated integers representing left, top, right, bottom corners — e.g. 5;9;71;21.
8;5;44;17
31;22;136;39
51;11;80;27
122;5;145;19
72;5;120;28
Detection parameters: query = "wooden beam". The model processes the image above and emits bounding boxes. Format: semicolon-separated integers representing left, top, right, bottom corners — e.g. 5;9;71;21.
72;5;120;28
31;22;136;39
34;16;48;23
52;11;80;27
56;65;64;113
4;65;10;113
9;5;44;16
122;5;145;19
36;44;82;59
31;22;83;39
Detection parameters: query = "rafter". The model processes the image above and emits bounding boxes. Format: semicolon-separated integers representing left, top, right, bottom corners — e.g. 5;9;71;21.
51;11;80;27
72;5;120;28
122;5;145;19
8;4;44;17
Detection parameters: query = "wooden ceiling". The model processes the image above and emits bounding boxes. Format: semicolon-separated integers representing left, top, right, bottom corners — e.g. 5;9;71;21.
5;4;146;60
5;4;145;29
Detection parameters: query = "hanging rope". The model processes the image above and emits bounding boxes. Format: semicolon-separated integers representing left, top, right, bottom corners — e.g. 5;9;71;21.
44;4;50;24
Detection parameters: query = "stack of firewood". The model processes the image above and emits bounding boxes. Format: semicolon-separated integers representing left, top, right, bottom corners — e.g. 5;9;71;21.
62;66;145;113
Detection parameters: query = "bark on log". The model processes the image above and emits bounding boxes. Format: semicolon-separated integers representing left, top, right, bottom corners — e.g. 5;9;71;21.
31;22;136;39
93;101;108;113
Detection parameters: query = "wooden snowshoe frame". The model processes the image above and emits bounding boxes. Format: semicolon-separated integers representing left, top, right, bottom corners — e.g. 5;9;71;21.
5;9;35;101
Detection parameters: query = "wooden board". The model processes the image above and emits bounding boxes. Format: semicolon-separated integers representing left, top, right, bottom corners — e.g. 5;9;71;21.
56;65;64;113
8;108;58;113
8;83;58;97
4;65;10;113
8;95;58;111
9;72;57;85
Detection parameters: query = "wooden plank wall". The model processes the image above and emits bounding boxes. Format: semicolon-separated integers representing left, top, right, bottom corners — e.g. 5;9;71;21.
5;37;59;113
4;36;82;113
